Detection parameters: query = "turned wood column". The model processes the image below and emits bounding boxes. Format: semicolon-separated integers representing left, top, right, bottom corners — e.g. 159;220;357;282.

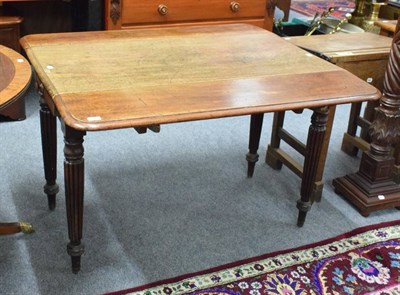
333;18;400;216
63;122;86;274
39;83;59;210
297;107;329;227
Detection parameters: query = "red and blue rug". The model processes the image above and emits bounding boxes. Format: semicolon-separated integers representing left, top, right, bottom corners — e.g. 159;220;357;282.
106;220;400;295
291;0;356;19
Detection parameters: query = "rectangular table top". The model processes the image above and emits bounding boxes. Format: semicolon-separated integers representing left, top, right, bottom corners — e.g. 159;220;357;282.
20;24;380;131
284;32;392;62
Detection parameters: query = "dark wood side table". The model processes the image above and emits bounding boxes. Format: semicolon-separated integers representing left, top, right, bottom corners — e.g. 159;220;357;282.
0;45;34;235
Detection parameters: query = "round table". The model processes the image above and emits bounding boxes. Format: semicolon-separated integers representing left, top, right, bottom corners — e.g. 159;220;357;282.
0;45;31;120
0;45;34;235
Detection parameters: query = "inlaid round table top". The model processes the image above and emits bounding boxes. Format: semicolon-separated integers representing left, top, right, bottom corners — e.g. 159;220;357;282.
0;45;31;111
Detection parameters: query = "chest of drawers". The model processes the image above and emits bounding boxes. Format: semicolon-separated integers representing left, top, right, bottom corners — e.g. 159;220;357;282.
105;0;274;31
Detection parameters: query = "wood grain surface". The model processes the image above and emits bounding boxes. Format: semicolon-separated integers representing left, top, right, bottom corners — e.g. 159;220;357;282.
21;24;380;131
284;33;393;62
0;45;31;110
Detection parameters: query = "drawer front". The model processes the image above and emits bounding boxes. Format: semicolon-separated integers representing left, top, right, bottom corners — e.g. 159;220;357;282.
121;0;266;26
337;58;388;90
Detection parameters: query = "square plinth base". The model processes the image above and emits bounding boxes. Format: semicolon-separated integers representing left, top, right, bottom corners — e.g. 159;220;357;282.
333;175;400;217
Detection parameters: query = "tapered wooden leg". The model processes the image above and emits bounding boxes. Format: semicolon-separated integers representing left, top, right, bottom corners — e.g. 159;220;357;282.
39;85;59;210
247;114;264;177
297;107;329;227
63;122;86;274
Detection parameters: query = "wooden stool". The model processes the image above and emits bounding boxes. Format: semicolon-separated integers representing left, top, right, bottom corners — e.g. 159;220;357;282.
259;33;392;202
0;45;33;235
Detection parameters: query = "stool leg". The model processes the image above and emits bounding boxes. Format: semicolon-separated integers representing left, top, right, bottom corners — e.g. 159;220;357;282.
265;112;285;169
247;114;264;177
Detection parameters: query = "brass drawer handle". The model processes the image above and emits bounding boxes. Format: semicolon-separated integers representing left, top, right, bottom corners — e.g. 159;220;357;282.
230;1;240;12
158;4;168;16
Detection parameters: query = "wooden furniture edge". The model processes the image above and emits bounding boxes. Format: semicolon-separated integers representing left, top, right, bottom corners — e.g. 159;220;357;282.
0;45;31;108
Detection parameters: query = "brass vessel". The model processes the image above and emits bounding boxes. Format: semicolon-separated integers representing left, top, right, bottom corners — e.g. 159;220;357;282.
361;0;388;33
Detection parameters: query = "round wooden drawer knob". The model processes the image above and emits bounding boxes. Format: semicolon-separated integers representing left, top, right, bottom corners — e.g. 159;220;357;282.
230;2;240;12
158;4;168;16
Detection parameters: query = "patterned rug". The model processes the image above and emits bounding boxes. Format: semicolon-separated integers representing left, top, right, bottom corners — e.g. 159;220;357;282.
106;220;400;295
291;0;356;19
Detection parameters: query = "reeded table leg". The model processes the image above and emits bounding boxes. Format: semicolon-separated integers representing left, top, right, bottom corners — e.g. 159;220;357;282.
247;114;264;177
297;107;329;227
63;122;86;274
39;85;59;210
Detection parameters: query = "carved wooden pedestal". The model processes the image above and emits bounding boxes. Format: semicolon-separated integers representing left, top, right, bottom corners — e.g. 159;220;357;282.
333;150;400;216
333;18;400;216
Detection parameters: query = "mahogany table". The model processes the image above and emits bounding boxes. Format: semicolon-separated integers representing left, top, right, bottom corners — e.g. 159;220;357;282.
20;24;380;273
0;45;33;235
